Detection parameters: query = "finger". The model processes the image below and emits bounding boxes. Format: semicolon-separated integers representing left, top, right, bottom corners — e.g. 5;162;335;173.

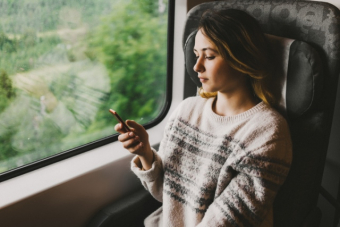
118;132;139;142
126;120;145;132
114;123;127;134
122;138;141;150
114;123;121;131
126;142;143;153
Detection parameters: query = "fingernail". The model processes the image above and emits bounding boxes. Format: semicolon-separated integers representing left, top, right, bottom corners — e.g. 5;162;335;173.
129;132;134;137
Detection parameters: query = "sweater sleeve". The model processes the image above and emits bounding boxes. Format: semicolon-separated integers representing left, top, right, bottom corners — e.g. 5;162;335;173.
197;120;292;227
131;148;164;202
130;99;187;202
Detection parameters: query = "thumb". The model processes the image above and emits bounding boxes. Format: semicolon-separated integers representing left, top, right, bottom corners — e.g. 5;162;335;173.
126;120;144;131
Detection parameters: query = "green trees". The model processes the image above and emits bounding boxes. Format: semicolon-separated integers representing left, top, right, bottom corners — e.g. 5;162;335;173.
0;0;169;172
88;0;168;127
0;70;16;166
0;32;17;54
0;70;15;112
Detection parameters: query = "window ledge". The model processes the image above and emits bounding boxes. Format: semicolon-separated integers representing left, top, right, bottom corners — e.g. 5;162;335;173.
0;115;170;209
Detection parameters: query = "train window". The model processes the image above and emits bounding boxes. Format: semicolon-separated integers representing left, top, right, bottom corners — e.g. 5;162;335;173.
0;0;172;178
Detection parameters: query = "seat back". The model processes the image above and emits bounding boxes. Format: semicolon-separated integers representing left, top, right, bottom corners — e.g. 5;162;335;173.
182;1;340;226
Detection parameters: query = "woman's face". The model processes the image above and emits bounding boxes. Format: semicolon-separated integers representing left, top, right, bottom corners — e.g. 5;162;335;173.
193;29;247;94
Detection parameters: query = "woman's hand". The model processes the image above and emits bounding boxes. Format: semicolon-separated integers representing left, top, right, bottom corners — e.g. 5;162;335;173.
115;120;154;170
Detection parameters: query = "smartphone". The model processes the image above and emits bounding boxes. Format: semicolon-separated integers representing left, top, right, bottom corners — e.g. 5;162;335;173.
109;109;131;132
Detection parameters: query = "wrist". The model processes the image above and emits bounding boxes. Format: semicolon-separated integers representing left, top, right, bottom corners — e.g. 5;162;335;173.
139;148;154;171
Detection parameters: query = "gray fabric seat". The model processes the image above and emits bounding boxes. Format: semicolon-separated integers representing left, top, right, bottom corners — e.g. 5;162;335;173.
183;1;340;226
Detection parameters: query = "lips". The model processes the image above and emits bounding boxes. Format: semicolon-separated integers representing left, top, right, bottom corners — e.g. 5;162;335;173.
199;77;208;83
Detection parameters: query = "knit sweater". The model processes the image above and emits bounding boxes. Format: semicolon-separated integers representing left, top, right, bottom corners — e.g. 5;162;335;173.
131;96;292;227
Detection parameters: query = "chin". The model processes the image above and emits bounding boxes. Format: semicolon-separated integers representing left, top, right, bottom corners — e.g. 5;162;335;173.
202;87;217;93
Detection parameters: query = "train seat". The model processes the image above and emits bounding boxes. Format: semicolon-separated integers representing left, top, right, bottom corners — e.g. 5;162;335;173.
87;1;340;226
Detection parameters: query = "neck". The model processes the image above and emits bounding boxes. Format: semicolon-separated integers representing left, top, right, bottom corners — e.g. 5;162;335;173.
213;87;259;116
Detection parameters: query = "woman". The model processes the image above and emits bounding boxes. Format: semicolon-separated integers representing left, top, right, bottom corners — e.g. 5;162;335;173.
115;9;292;227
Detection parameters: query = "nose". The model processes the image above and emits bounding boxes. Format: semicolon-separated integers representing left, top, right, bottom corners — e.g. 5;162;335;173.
193;57;204;73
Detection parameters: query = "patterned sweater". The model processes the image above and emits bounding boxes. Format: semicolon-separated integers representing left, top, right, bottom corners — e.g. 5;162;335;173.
131;96;292;227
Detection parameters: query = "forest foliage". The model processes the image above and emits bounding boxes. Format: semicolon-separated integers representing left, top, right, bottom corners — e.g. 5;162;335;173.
0;0;168;172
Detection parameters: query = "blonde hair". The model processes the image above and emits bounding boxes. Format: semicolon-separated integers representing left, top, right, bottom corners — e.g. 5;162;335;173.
198;87;216;98
198;9;275;106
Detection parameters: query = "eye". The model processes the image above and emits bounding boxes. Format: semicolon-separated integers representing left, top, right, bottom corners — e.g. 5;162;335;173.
205;56;215;60
194;55;199;60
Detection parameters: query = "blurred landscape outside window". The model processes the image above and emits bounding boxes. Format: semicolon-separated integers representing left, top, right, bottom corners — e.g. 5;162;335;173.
0;0;169;173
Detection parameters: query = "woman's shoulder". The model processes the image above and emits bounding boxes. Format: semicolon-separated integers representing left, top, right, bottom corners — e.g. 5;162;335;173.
249;103;290;137
176;96;209;111
242;103;292;164
181;95;206;104
260;104;288;126
168;96;211;121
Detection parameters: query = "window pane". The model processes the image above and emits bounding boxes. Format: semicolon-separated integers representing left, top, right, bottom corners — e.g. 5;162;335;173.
0;0;169;174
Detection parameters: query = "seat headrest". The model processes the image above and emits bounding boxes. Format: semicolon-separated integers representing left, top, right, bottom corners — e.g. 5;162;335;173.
183;31;323;118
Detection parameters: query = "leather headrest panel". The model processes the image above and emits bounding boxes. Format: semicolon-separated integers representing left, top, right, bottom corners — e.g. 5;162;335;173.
286;41;323;118
183;31;323;119
184;30;200;87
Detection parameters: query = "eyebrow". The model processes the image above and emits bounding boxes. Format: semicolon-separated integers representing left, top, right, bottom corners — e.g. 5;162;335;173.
193;47;218;53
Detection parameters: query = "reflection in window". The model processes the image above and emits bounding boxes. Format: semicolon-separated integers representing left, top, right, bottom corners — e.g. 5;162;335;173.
0;0;169;173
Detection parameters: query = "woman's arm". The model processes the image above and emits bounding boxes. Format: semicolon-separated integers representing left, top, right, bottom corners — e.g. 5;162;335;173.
115;120;164;202
117;98;191;203
131;149;164;202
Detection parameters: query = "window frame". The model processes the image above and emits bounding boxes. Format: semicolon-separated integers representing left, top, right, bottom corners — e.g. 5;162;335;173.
0;0;175;183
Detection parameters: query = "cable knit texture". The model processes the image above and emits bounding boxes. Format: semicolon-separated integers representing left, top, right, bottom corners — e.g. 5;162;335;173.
131;96;292;227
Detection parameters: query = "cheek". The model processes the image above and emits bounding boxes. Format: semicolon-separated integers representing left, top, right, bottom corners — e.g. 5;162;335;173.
213;64;231;81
